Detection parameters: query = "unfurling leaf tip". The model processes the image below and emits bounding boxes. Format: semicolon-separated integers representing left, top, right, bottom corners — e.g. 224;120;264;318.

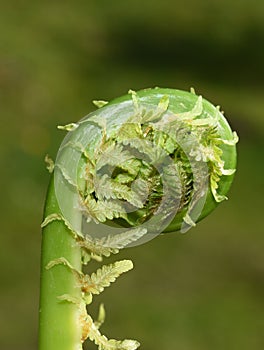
190;87;196;94
128;89;140;110
44;154;54;173
57;123;79;131
93;100;109;108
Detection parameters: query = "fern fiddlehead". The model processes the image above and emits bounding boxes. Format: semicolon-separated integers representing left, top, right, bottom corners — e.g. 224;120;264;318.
39;88;238;350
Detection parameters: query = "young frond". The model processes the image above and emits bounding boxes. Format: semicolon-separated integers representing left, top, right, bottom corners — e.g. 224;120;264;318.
116;123;142;143
83;260;133;295
99;227;148;249
118;158;142;176
78;234;119;259
94;175;145;210
87;313;140;350
94;303;106;330
96;143;133;171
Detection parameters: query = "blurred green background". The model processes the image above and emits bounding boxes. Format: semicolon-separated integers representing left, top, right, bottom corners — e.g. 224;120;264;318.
0;1;263;349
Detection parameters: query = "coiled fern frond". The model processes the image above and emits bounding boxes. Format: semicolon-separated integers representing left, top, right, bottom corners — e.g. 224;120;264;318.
39;87;238;350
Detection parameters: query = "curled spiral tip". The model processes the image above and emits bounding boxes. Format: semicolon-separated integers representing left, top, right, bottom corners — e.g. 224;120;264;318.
54;88;238;247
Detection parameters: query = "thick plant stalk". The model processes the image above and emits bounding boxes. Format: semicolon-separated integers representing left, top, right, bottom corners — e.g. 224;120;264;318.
39;175;84;350
38;87;238;350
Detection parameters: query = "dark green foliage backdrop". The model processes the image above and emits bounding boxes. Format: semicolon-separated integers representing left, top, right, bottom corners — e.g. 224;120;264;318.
0;1;263;349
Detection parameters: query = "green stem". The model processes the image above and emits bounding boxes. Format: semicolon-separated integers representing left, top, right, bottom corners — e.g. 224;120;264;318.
38;175;83;350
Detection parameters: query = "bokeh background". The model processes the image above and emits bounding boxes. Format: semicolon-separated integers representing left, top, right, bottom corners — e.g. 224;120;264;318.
0;1;263;349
